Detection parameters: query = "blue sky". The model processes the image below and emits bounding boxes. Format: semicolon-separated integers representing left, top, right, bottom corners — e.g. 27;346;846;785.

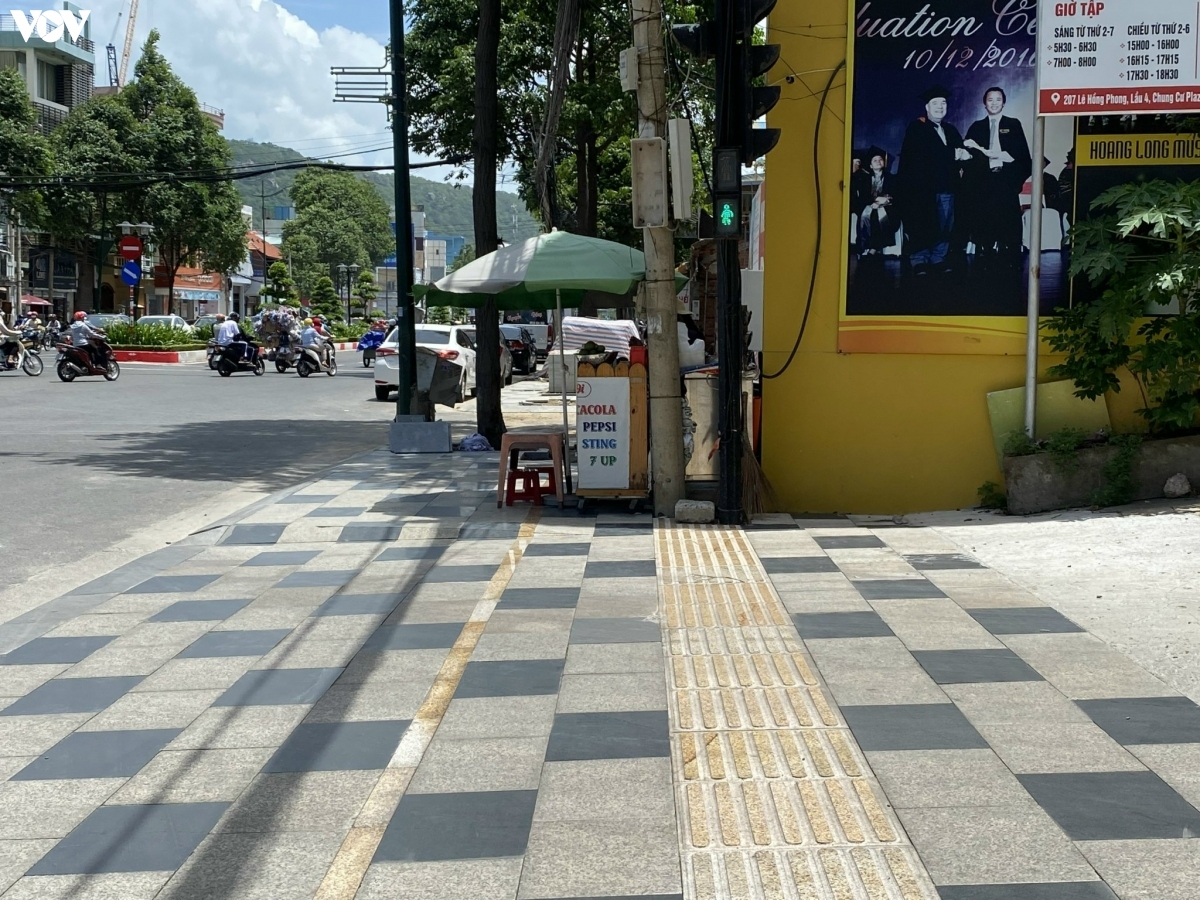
278;0;391;42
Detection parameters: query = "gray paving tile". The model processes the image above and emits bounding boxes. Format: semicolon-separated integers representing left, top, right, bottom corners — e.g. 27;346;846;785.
340;525;405;543
905;553;986;571
313;593;405;617
815;535;884;549
853;578;947;600
374;790;537;862
108;748;273;804
278;494;338;504
533;758;675;822
472;633;569;662
276;570;357;588
1079;839;1200;900
968;607;1083;635
914;649;1044;684
79;689;223;732
0;637;115;666
375;546;447;562
896;804;1097;886
263;720;409;772
126;575;221;594
546;710;670;761
497;588;580;610
27;802;227;876
356;858;524;900
1019;771;1200;840
792;611;894;639
438;696;560;740
421;564;497;583
224;525;286;545
148;599;253;623
361;622;463;651
214;667;343;706
762;556;839;574
524;542;591;557
937;886;1117;900
1;676;143;716
157;830;344;900
584;560;656;578
865;749;1032;809
842;704;989;751
177;630;290;659
241;550;322;567
408;736;547;793
1076;696;1200;745
558;673;667;713
517;817;681;899
306;506;367;517
564;643;662;675
12;729;180;780
569;617;661;644
455;659;564;699
459;523;522;540
218;770;378;834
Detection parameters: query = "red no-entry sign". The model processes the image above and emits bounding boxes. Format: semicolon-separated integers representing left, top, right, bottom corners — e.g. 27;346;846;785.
118;236;143;261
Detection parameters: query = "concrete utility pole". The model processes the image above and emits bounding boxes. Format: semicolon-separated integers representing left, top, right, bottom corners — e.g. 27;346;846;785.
390;0;416;416
631;0;685;516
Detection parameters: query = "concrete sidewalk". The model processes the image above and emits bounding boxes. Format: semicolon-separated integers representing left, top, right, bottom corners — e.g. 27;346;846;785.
0;446;1195;899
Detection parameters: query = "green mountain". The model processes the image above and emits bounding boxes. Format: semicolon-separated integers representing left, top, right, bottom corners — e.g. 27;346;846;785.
228;139;540;246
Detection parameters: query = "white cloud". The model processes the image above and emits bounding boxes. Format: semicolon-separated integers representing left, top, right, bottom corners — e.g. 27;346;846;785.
84;0;468;183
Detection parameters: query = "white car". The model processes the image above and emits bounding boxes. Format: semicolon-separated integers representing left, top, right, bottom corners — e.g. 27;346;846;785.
137;315;193;333
374;324;477;402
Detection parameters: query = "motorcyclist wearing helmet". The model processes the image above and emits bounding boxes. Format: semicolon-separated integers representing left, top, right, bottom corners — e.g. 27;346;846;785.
70;311;107;370
302;317;332;367
227;313;258;362
0;315;20;367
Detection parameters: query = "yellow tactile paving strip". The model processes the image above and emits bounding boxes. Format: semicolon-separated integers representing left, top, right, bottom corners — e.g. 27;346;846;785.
657;523;938;900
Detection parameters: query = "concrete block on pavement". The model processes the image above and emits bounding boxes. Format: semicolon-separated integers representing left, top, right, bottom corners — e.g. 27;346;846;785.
389;419;452;454
674;499;714;523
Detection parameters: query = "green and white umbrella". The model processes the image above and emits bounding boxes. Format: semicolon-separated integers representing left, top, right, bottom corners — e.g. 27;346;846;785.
413;230;662;494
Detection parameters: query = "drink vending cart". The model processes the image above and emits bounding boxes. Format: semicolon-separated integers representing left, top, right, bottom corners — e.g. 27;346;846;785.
574;356;650;510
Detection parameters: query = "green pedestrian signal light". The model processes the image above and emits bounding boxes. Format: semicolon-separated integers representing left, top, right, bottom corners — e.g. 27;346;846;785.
715;197;741;237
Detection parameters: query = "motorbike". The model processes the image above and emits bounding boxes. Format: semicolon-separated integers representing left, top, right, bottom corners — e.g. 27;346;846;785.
268;335;302;374
55;339;120;382
1;336;42;377
215;343;266;377
358;329;385;368
206;339;220;371
296;342;337;377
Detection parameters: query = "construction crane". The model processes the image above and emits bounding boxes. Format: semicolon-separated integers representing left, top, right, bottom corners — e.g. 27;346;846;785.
105;0;140;88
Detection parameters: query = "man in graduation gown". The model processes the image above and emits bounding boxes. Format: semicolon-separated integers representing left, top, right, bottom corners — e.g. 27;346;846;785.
963;86;1032;264
899;84;971;273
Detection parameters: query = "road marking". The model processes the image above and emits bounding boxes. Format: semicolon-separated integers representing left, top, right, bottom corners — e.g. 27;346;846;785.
313;507;541;900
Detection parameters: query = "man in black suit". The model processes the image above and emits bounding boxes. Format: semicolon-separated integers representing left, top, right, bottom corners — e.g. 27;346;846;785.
963;86;1032;264
899;85;971;274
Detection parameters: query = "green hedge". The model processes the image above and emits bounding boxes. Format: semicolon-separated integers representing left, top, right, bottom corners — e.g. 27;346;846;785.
106;323;200;347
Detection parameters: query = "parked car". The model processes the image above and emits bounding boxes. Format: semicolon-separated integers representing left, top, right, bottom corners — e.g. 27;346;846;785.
460;328;513;386
500;324;538;375
85;313;132;329
374;324;479;402
502;313;551;359
192;315;221;332
137;315;193;334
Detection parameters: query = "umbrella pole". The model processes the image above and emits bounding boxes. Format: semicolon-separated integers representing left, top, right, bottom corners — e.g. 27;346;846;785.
558;288;573;495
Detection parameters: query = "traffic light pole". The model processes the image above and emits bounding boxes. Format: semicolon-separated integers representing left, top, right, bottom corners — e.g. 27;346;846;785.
714;0;745;525
632;0;686;517
390;0;416;418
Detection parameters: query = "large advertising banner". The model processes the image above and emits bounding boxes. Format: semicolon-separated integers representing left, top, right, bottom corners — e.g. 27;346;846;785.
840;0;1075;354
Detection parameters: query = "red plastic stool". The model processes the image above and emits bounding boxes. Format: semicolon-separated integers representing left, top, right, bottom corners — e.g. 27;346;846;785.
505;465;555;506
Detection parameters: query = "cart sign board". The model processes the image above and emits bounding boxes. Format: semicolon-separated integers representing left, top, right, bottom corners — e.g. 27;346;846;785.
576;378;630;490
1038;0;1200;115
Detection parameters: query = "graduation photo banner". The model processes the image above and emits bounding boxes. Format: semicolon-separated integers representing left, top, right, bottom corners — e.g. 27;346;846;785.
840;0;1076;354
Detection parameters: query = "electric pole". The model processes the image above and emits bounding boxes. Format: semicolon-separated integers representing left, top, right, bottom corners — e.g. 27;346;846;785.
673;0;780;524
632;0;686;517
390;0;416;417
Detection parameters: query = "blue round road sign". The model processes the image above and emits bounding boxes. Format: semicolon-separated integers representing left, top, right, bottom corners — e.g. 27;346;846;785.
120;260;141;287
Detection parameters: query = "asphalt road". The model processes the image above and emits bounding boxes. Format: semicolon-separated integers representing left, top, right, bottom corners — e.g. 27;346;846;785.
0;356;397;592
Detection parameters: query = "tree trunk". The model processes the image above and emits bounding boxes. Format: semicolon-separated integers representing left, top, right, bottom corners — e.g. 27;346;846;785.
473;0;505;449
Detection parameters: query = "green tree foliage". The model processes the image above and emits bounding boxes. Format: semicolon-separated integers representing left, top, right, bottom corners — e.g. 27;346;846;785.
309;276;342;322
1046;179;1200;432
0;68;52;222
281;168;393;298
120;31;247;314
353;270;378;316
261;261;298;306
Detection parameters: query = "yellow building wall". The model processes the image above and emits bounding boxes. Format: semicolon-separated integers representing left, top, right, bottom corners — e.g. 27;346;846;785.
762;0;1064;514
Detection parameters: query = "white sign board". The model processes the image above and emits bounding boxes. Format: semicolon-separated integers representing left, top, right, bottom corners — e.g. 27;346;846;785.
576;378;630;490
1038;1;1200;115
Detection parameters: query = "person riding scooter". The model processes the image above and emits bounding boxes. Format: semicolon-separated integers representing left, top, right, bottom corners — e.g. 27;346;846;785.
0;316;21;367
70;312;108;371
301;318;330;366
